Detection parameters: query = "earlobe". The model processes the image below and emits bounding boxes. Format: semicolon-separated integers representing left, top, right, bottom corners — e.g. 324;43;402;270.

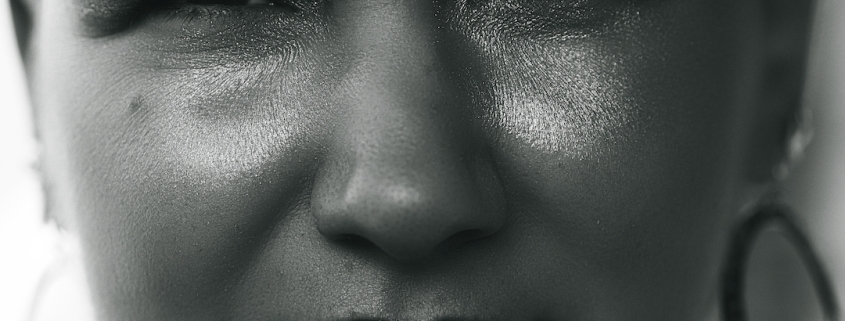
10;0;33;59
747;0;816;183
772;106;813;181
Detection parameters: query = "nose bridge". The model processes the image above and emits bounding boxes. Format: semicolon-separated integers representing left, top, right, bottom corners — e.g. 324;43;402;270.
333;0;476;181
335;0;470;185
341;0;450;112
311;1;503;261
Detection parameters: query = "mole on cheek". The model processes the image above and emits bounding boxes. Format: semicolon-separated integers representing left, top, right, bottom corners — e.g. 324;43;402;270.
128;95;143;113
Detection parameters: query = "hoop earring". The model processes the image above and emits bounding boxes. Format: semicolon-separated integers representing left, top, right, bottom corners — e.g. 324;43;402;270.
721;201;840;321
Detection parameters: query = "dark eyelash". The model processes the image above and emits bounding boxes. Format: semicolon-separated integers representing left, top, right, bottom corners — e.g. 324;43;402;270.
125;0;303;32
178;0;300;10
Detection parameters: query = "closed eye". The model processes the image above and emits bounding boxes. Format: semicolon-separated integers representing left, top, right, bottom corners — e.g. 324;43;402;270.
76;0;308;37
179;0;299;9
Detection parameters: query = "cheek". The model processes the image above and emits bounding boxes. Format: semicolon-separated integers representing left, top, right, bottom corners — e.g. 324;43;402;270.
35;25;336;314
478;5;756;319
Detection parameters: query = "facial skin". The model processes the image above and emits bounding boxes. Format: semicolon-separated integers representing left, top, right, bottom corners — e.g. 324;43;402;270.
15;0;813;320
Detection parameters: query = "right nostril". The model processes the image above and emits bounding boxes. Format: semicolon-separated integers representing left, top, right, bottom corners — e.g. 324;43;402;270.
334;233;377;248
445;229;488;245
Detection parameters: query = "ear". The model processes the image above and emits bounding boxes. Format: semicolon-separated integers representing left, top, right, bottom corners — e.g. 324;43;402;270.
747;0;816;182
9;0;34;60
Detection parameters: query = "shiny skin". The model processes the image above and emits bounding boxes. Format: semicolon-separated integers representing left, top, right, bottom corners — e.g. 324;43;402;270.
25;0;806;320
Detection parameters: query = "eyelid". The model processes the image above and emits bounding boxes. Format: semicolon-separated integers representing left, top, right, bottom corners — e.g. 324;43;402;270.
76;0;165;37
110;2;327;70
75;0;299;37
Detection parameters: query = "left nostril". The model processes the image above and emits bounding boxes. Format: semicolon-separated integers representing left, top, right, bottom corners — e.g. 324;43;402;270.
333;233;376;247
445;229;488;245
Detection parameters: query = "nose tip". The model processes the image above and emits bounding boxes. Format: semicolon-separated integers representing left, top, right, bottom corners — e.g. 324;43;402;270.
312;158;504;261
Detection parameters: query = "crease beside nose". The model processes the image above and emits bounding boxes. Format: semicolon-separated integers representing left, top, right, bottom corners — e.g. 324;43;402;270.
310;1;504;261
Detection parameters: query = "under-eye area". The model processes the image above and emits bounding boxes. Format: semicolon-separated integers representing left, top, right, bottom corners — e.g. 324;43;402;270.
79;0;631;58
444;0;631;41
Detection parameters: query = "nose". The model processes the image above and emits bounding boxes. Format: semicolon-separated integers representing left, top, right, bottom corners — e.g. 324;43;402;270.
310;1;505;261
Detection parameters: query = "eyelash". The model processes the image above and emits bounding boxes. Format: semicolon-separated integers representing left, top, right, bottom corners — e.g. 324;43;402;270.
137;0;312;27
84;0;619;37
171;0;301;10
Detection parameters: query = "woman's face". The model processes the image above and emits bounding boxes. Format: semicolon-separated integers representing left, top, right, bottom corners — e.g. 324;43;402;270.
24;0;806;320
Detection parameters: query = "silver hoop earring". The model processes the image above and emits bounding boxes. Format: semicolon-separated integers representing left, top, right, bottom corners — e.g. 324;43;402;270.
721;199;839;321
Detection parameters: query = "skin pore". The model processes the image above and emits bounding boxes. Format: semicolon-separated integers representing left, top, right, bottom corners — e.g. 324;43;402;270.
14;0;813;320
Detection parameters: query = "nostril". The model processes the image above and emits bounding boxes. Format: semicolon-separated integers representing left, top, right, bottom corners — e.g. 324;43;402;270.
333;234;376;247
445;229;489;245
